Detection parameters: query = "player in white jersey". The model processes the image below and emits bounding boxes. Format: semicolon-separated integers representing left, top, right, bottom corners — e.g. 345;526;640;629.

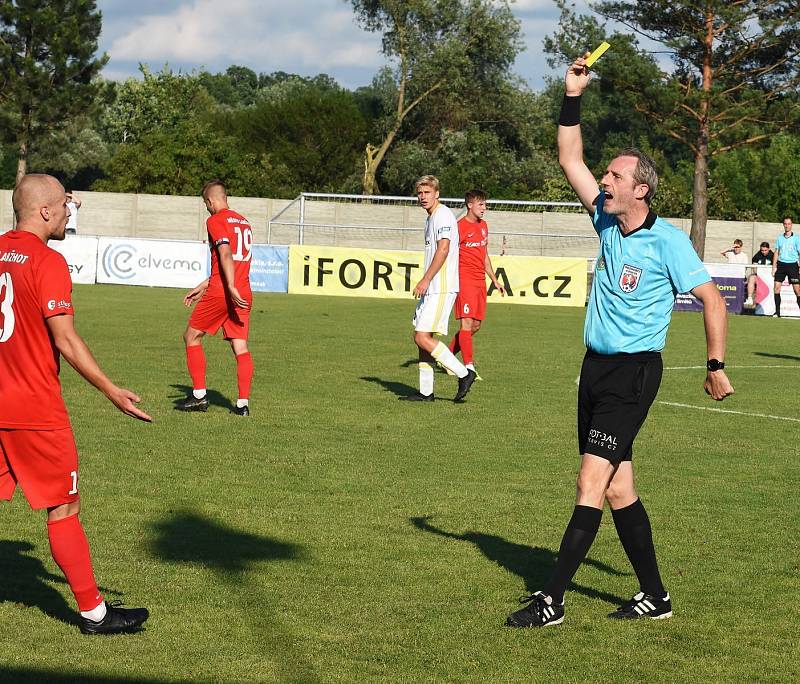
400;175;477;403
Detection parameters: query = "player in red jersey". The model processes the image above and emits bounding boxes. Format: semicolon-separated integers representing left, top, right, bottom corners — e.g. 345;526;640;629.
448;189;504;377
178;180;254;416
0;174;151;634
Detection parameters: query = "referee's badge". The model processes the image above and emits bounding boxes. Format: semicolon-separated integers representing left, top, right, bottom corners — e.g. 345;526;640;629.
619;264;643;293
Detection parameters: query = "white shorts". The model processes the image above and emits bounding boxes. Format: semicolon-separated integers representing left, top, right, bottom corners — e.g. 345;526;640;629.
413;291;457;334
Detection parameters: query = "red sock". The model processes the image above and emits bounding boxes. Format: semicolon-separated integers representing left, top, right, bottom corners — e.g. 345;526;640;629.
236;352;254;400
47;514;103;611
459;330;474;366
449;333;461;355
186;344;206;390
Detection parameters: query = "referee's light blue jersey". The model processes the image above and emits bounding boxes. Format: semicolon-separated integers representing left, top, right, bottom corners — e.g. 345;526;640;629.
585;193;711;355
775;232;800;263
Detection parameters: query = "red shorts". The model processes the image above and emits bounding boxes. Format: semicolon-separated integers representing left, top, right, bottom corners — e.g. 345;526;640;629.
189;293;250;340
0;428;80;510
455;282;487;321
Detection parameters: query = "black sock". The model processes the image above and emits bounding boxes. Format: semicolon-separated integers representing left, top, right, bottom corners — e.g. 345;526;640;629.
611;498;666;598
775;292;781;316
543;505;603;604
796;295;800;310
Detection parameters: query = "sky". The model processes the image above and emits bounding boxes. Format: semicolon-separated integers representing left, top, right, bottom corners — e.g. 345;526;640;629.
97;0;596;91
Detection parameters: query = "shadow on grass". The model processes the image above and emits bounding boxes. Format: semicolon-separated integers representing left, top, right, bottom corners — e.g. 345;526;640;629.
0;669;191;684
150;511;303;574
360;375;418;398
754;352;800;361
169;384;235;411
0;540;78;627
411;516;628;606
150;511;316;683
0;540;125;629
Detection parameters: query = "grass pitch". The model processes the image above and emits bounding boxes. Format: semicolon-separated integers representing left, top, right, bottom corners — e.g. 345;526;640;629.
1;285;798;683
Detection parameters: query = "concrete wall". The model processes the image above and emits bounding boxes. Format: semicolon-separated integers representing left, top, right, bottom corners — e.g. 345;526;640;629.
0;188;787;263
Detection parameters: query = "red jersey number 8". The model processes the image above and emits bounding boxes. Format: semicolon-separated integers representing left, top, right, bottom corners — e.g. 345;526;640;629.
0;273;16;343
233;226;253;263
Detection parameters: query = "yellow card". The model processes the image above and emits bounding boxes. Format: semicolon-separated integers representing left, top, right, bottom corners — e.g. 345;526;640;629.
585;41;610;67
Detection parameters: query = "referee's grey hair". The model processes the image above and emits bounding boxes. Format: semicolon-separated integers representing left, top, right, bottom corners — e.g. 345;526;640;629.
617;148;658;205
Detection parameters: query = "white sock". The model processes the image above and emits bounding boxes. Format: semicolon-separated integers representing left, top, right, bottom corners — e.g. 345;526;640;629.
419;362;434;396
193;389;207;399
81;600;107;622
430;342;468;378
236;398;249;408
466;363;475;371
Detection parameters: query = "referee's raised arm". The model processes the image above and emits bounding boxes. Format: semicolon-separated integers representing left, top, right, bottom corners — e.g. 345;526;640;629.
558;56;600;213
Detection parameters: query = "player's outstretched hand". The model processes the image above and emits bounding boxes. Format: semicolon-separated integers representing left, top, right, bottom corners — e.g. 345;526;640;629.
704;370;734;401
566;55;592;96
229;287;250;309
183;284;207;307
109;387;153;422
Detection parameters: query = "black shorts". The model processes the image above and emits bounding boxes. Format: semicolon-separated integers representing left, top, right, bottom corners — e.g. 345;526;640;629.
774;262;800;285
578;351;663;464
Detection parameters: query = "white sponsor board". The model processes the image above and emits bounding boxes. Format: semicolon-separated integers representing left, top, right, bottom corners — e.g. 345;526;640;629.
753;265;800;317
97;237;209;288
48;235;99;285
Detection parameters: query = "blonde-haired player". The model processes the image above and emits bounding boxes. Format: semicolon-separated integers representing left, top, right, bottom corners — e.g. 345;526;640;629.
400;176;477;402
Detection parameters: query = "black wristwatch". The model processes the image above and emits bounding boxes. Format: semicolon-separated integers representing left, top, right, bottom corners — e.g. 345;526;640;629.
706;359;725;372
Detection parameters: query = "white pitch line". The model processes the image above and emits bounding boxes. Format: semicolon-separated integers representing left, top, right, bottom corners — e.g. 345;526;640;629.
659;401;800;423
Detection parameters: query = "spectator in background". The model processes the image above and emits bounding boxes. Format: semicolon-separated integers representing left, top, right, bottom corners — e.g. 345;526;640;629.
720;239;749;265
745;242;774;307
65;193;81;235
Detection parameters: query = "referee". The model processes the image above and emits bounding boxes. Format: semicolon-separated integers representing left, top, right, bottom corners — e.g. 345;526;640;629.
771;217;800;317
506;53;734;628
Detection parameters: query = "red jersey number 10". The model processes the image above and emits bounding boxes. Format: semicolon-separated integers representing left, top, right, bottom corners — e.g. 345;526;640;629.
0;273;16;343
233;226;253;263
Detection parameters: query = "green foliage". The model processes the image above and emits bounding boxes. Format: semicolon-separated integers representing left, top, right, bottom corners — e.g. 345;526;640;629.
102;66;210;145
0;0;108;180
709;133;800;221
225;78;369;194
381;125;558;199
351;0;525;192
94;117;286;197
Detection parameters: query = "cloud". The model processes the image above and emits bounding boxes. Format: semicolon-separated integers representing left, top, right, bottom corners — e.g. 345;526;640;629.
97;0;600;89
104;0;382;78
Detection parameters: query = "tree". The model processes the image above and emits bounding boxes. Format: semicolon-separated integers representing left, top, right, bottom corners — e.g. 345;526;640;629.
350;0;522;194
226;77;369;193
549;0;800;257
199;65;260;108
94;117;288;197
102;66;207;145
0;0;107;185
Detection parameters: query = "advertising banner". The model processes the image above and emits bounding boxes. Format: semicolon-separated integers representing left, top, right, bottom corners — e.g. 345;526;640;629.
48;235;98;284
753;265;800;317
674;263;745;313
288;245;587;307
96;237;209;288
483;254;587;307
250;245;289;293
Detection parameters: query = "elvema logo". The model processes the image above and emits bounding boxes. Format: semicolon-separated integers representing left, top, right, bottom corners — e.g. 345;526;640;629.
102;243;136;280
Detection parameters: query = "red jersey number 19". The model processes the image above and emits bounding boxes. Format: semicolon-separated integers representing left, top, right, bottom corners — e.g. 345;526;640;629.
233;226;253;263
0;273;16;343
